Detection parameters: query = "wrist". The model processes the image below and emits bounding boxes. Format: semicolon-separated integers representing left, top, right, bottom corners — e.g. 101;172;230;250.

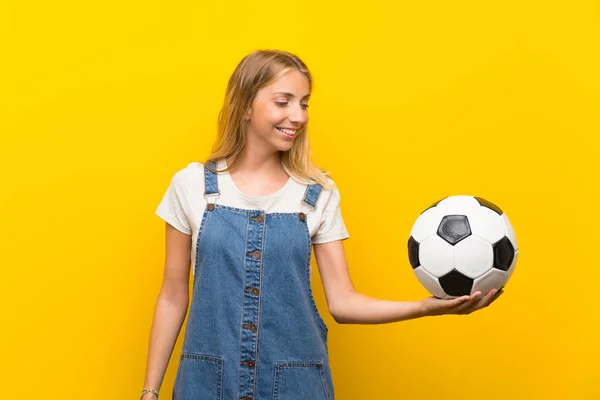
418;299;430;317
418;298;442;318
140;388;159;399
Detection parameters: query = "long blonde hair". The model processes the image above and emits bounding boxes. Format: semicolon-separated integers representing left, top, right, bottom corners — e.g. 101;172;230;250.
205;49;334;190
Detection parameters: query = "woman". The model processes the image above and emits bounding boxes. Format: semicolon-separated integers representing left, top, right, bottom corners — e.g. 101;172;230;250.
141;49;501;400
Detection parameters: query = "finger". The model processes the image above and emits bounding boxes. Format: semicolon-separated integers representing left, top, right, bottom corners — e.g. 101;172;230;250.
444;295;471;309
466;289;500;312
480;288;500;307
454;291;482;312
486;289;504;305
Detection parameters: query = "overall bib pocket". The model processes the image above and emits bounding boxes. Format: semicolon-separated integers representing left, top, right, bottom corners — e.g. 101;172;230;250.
272;361;331;400
173;352;223;400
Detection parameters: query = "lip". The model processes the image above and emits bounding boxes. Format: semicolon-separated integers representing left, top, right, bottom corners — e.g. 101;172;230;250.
276;127;297;139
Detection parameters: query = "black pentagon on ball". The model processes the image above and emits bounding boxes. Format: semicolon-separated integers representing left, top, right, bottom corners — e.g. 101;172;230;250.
474;196;503;215
439;269;474;297
407;236;420;269
437;215;471;245
493;236;515;271
420;197;447;214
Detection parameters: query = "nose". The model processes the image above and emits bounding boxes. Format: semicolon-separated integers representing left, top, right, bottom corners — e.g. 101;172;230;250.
289;103;307;125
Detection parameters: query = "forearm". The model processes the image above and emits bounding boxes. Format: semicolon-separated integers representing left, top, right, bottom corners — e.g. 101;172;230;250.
142;292;189;391
331;291;426;325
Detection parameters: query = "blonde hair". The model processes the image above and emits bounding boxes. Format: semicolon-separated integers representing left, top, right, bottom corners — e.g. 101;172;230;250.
204;49;334;190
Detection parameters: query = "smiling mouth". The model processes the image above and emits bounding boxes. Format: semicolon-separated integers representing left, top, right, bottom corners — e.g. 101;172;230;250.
276;127;298;136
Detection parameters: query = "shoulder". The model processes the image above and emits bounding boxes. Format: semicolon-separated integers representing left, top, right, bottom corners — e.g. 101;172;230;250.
169;161;205;189
308;176;341;210
319;176;340;195
323;176;337;190
296;172;337;192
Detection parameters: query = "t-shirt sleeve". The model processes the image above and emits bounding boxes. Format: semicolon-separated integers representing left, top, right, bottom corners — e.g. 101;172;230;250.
312;184;350;244
155;170;192;235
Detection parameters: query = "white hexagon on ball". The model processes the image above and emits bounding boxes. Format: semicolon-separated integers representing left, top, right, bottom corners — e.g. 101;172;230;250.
419;236;455;278
413;266;447;299
468;206;506;244
409;206;444;242
435;195;480;214
453;236;493;279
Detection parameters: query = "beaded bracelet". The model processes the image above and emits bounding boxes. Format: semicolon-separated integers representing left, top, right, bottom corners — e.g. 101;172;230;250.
140;388;159;399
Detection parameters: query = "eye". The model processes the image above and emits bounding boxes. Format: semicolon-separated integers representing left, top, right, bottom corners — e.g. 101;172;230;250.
275;101;309;110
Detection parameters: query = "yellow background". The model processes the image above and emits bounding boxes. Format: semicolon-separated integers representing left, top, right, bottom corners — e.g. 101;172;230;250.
1;0;599;399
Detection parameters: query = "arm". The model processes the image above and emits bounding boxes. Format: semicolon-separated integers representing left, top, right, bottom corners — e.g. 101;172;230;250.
313;240;501;325
141;223;192;398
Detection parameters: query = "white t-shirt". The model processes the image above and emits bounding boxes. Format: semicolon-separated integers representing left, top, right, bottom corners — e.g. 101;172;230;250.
155;159;350;275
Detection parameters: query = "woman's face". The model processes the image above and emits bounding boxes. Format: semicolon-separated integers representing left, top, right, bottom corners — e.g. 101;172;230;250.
245;69;310;152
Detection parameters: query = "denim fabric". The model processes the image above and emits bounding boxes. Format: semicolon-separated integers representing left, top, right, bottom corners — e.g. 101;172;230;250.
172;162;334;400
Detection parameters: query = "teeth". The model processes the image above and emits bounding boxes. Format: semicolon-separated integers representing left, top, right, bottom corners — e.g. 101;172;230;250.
277;127;296;136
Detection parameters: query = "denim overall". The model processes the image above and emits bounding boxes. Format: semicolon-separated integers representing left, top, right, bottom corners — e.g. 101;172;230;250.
172;161;334;400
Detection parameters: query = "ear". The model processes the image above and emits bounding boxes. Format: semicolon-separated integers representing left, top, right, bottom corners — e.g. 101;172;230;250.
244;107;252;121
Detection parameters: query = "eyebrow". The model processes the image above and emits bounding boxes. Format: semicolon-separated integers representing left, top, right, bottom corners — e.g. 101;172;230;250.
273;92;310;100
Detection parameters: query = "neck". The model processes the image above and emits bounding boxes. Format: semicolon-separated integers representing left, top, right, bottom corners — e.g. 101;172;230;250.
227;137;284;176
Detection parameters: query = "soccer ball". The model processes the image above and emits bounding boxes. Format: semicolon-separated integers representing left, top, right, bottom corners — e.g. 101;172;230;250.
407;195;519;299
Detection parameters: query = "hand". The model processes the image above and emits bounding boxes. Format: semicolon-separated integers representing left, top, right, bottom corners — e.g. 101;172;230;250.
420;288;503;317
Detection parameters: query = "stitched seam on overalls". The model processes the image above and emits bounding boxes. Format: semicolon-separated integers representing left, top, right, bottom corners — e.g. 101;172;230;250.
213;203;311;217
254;211;267;398
302;220;329;335
210;203;264;214
194;207;210;281
276;361;323;367
272;362;330;400
179;353;224;400
272;364;280;400
319;366;331;400
208;202;321;217
237;215;251;396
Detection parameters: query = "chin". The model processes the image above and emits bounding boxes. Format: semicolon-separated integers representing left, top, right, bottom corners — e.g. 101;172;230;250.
271;140;294;152
275;146;293;153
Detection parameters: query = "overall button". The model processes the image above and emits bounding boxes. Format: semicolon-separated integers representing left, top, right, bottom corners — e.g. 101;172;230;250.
251;250;261;260
207;203;215;211
242;323;257;332
240;397;253;400
245;287;260;296
298;212;306;221
241;360;255;368
255;215;264;224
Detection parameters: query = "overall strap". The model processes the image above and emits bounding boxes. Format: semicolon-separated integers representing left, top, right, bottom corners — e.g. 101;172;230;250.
204;161;220;207
301;183;323;214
